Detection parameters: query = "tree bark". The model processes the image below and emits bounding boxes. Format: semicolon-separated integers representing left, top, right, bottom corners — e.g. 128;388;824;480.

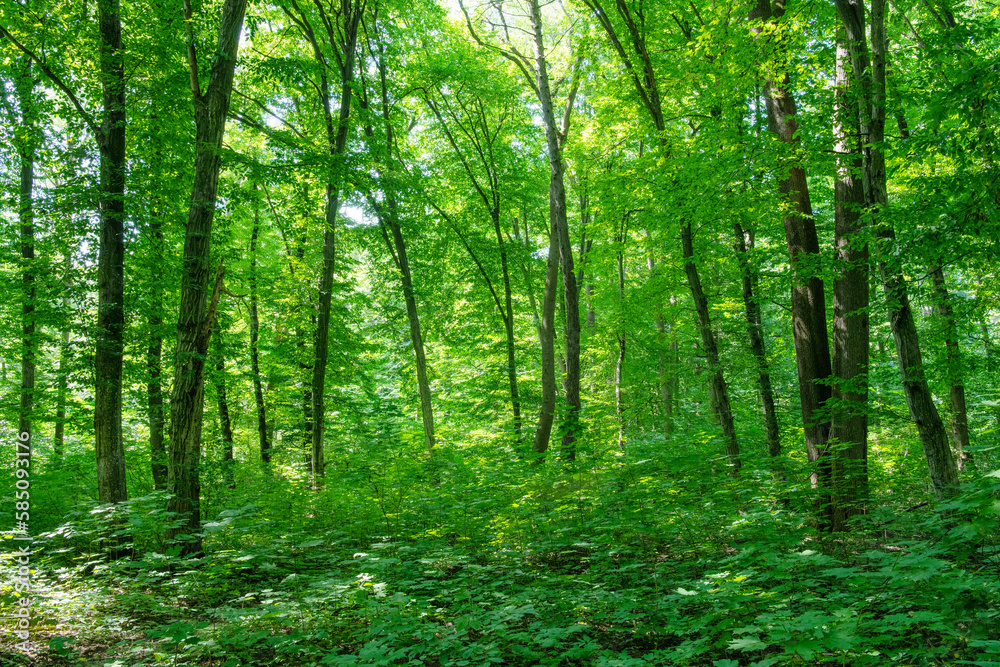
930;266;970;471
733;222;782;460
533;215;561;459
615;215;627;451
14;56;36;470
363;31;435;458
250;184;271;463
837;0;959;497
213;328;235;487
167;0;248;555
527;0;581;460
753;0;832;505
147;205;168;491
282;0;364;477
830;31;870;530
683;224;742;473
95;0;129;510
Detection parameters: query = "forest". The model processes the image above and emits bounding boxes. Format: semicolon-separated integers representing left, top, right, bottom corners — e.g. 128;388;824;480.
1;0;999;663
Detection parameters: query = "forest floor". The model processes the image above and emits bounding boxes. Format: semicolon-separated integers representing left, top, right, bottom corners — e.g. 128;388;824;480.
2;440;999;666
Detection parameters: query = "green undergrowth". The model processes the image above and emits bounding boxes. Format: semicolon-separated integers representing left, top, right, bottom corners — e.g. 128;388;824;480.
2;437;999;667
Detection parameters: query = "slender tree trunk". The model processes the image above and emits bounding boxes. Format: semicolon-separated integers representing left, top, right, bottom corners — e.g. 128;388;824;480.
615;222;627;450
289;0;363;479
167;0;248;555
830;32;870;531
95;0;129;511
364;35;435;458
14;57;36;469
683;224;741;472
213;329;235;487
494;212;522;442
534;216;560;459
147;209;168;490
733;222;782;460
930;266;970;471
753;0;832;509
527;0;581;460
250;185;271;463
55;262;71;464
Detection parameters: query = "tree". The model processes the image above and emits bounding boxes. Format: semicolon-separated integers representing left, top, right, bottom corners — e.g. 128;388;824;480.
167;0;249;555
281;0;365;477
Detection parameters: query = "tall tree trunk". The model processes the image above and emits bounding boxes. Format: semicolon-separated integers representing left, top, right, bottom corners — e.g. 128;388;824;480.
147;208;168;491
837;0;959;497
615;217;627;451
753;0;832;507
930;266;970;471
830;31;870;531
213;328;235;487
54;261;71;464
167;0;248;555
494;212;522;442
733;222;782;460
533;216;561;459
14;56;36;470
363;33;435;458
683;224;741;473
95;0;128;510
527;0;581;460
584;0;738;464
250;184;271;463
284;0;363;478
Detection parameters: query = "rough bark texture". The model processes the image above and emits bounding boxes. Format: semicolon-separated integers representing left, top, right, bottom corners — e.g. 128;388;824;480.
733;222;782;460
830;32;870;530
754;0;832;504
95;0;128;508
167;0;248;555
250;186;271;463
527;0;581;460
930;266;969;471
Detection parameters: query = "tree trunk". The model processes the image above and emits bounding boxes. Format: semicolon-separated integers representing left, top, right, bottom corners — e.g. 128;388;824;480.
95;0;129;511
753;0;832;508
363;34;435;458
683;223;741;473
495;212;522;443
527;0;581;460
287;0;363;478
54;259;71;464
733;222;782;460
930;266;970;471
830;32;870;531
14;57;36;470
250;184;271;463
615;221;627;451
533;216;561;460
167;0;248;555
213;328;235;487
838;0;959;498
147;209;168;491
